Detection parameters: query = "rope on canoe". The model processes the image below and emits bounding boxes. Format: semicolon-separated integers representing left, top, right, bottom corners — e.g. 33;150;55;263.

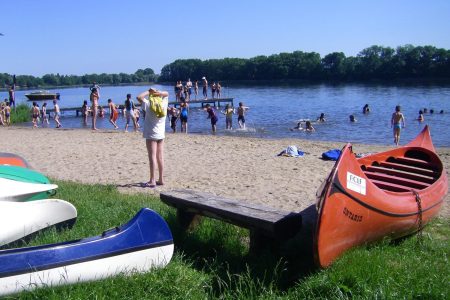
412;190;423;242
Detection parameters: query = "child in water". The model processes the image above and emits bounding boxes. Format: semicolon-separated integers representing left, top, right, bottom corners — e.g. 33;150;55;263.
31;102;40;128
349;115;357;122
222;104;234;129
290;122;303;131
107;99;119;129
305;120;315;132
237;102;249;129
417;110;424;122
317;113;326;122
81;100;89;126
179;100;188;133
168;105;179;133
4;102;11;126
204;104;218;133
391;105;405;146
41;102;49;125
98;106;105;118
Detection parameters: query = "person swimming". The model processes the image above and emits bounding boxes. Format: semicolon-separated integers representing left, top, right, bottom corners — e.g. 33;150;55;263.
317;113;326;122
305;120;315;132
363;104;370;114
417;110;424;122
349;115;357;122
290;122;303;131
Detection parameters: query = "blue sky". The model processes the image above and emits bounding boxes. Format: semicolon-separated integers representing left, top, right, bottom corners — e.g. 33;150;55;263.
1;0;449;76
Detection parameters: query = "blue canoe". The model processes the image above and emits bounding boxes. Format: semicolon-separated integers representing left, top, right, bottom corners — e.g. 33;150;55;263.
0;208;174;296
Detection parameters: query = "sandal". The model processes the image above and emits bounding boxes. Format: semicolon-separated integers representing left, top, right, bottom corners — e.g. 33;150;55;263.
141;182;156;189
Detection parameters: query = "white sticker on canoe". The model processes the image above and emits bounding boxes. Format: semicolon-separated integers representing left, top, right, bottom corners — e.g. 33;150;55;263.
346;172;366;195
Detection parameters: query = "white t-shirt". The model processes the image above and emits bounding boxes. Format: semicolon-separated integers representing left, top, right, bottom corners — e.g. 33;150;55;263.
142;96;168;140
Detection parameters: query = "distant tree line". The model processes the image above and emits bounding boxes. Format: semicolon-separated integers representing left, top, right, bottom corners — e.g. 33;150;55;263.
159;45;450;82
0;68;156;88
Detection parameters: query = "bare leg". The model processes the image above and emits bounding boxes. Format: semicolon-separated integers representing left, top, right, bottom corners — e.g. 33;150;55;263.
92;108;98;130
156;139;164;184
146;139;157;185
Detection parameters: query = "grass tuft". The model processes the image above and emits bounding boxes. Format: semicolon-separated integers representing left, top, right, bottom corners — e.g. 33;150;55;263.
9;103;31;124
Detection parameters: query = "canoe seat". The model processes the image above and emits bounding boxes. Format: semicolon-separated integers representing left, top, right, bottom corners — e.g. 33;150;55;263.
160;189;302;253
387;156;438;171
364;171;431;190
365;166;435;184
370;179;411;193
377;161;437;177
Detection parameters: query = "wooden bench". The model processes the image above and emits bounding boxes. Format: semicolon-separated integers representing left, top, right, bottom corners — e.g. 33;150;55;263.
160;189;302;252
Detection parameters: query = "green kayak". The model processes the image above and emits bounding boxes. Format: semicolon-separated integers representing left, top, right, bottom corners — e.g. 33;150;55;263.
0;165;55;200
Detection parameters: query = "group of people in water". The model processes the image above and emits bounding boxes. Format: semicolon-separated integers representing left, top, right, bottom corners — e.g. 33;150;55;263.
174;77;222;102
28;99;62;129
168;101;250;134
290;103;445;146
83;85;140;132
80;81;250;134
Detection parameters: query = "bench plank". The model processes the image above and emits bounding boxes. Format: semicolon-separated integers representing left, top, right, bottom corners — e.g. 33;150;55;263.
160;189;302;240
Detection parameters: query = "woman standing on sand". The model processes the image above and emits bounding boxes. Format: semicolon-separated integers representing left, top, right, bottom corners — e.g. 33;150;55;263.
137;87;169;188
90;88;99;130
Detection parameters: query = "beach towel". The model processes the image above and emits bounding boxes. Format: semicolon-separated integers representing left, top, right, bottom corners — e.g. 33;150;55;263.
149;95;167;118
322;149;341;161
278;145;305;157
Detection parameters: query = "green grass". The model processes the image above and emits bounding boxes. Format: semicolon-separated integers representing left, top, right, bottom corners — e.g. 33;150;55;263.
9;103;31;124
4;180;449;299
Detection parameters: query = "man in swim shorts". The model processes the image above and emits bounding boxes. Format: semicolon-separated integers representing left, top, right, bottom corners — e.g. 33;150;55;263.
391;105;405;146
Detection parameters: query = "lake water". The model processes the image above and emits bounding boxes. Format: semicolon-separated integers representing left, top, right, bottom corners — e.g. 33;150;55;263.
5;83;450;146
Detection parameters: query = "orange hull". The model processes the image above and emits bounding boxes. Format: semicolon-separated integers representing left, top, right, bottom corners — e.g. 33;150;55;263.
0;153;30;168
314;126;448;268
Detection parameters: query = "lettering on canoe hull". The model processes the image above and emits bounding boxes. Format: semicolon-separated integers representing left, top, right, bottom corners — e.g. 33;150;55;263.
347;172;366;195
343;207;363;222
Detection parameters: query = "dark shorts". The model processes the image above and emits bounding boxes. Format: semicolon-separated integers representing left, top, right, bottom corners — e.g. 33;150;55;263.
180;115;188;123
211;116;218;125
171;117;177;128
238;115;245;123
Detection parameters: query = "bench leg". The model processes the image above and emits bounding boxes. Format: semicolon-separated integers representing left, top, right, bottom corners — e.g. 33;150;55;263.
177;209;202;231
249;230;278;254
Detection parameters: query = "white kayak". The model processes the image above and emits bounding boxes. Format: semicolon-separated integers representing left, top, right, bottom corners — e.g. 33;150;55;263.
0;199;77;246
0;178;58;202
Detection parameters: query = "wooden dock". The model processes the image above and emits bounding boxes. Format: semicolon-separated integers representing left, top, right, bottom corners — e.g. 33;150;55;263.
45;98;234;116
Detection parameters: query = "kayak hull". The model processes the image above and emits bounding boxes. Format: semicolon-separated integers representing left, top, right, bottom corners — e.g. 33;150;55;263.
0;199;77;246
0;178;58;202
0;208;174;295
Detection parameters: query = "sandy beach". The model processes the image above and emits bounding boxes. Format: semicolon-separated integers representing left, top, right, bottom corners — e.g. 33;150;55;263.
1;126;449;217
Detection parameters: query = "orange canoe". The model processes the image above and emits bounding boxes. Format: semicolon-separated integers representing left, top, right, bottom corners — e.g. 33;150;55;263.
0;153;30;168
314;126;448;268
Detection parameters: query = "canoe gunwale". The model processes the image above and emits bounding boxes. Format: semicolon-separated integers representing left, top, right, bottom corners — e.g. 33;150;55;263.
0;240;174;278
330;178;445;218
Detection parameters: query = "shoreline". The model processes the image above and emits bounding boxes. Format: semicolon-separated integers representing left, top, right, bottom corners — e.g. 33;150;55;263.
1;126;449;217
